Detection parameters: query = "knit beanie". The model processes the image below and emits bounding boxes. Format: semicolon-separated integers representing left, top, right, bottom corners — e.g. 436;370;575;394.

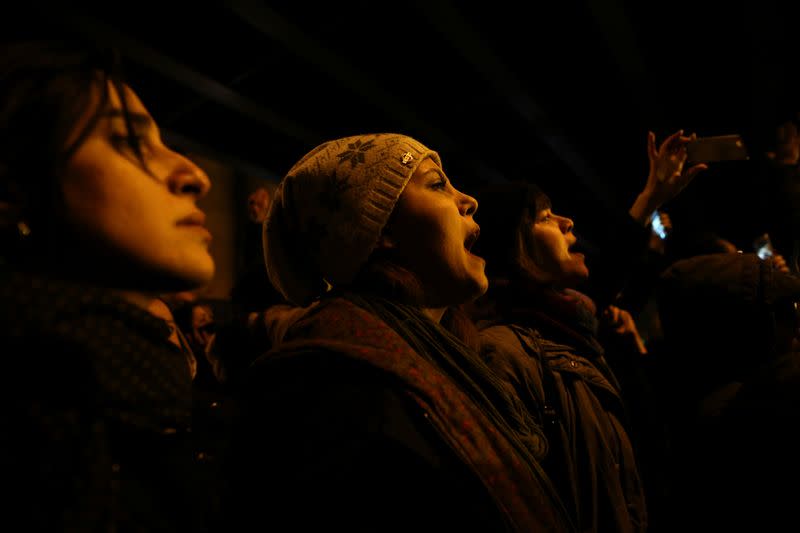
264;133;440;306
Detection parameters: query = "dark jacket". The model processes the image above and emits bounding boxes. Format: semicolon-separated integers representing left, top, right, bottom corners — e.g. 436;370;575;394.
226;296;573;532
478;293;648;533
0;270;216;532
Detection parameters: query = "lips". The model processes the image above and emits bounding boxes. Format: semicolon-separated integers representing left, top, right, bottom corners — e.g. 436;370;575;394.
177;211;207;226
177;211;212;241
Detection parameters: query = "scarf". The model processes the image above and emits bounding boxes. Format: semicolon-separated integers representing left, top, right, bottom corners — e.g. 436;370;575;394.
478;280;605;358
347;293;550;459
272;294;575;532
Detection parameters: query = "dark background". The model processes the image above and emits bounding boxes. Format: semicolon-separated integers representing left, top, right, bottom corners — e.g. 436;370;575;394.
7;0;800;251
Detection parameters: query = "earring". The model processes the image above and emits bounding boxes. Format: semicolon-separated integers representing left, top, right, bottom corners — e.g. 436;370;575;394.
17;220;31;237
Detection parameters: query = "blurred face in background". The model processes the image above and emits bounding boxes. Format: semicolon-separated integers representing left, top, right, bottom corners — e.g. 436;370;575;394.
247;187;271;223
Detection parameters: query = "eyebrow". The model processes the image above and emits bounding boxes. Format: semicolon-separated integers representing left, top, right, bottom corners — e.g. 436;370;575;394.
421;168;446;179
101;109;154;128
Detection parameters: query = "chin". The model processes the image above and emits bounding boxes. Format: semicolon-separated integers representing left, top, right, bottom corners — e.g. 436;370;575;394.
190;262;216;286
172;256;216;289
468;257;488;291
555;268;589;289
473;273;489;298
562;260;590;285
459;272;489;303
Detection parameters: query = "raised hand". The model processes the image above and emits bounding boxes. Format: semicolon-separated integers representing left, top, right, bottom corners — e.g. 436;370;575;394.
630;130;709;224
771;253;791;274
601;305;648;355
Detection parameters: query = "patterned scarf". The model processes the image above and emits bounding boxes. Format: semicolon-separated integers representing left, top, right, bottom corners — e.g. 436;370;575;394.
273;294;575;532
347;293;551;459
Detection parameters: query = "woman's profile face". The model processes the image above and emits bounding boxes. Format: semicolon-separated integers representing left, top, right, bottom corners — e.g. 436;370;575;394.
59;80;215;290
382;157;488;306
529;207;589;287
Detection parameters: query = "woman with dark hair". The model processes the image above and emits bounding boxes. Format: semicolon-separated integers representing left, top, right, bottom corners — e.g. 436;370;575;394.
471;130;705;532
227;133;574;532
0;40;218;531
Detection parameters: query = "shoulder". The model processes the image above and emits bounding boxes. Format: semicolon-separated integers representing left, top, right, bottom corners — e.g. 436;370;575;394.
0;272;172;367
237;348;454;484
480;323;540;357
479;323;518;345
289;295;379;328
278;296;412;355
0;272;190;415
230;345;507;531
479;324;546;382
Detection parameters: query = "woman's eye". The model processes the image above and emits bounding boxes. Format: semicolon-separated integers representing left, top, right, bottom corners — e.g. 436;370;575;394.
111;133;151;157
431;179;447;190
111;133;140;147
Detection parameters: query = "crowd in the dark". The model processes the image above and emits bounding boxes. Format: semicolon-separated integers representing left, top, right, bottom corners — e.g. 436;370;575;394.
2;37;800;533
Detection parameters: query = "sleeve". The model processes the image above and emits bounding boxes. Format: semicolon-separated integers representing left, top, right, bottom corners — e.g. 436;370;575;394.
581;213;653;311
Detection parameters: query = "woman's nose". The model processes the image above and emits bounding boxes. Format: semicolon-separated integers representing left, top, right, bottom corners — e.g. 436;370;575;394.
460;192;478;216
165;151;211;199
560;215;574;233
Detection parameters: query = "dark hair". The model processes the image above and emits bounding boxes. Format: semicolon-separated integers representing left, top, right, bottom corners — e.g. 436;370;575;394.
350;252;426;305
0;40;142;265
473;180;553;284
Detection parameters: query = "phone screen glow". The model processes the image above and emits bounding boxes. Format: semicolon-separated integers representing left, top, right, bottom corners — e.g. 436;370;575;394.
754;233;774;260
651;210;667;239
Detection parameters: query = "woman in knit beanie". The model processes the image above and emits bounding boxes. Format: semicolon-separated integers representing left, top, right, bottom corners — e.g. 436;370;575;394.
472;130;707;533
226;133;574;532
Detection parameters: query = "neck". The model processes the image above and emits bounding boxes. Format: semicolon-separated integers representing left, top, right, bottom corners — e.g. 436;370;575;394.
421;306;446;323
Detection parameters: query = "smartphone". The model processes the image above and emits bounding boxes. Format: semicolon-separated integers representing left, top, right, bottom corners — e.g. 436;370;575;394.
651;209;668;240
753;233;774;260
686;134;749;164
